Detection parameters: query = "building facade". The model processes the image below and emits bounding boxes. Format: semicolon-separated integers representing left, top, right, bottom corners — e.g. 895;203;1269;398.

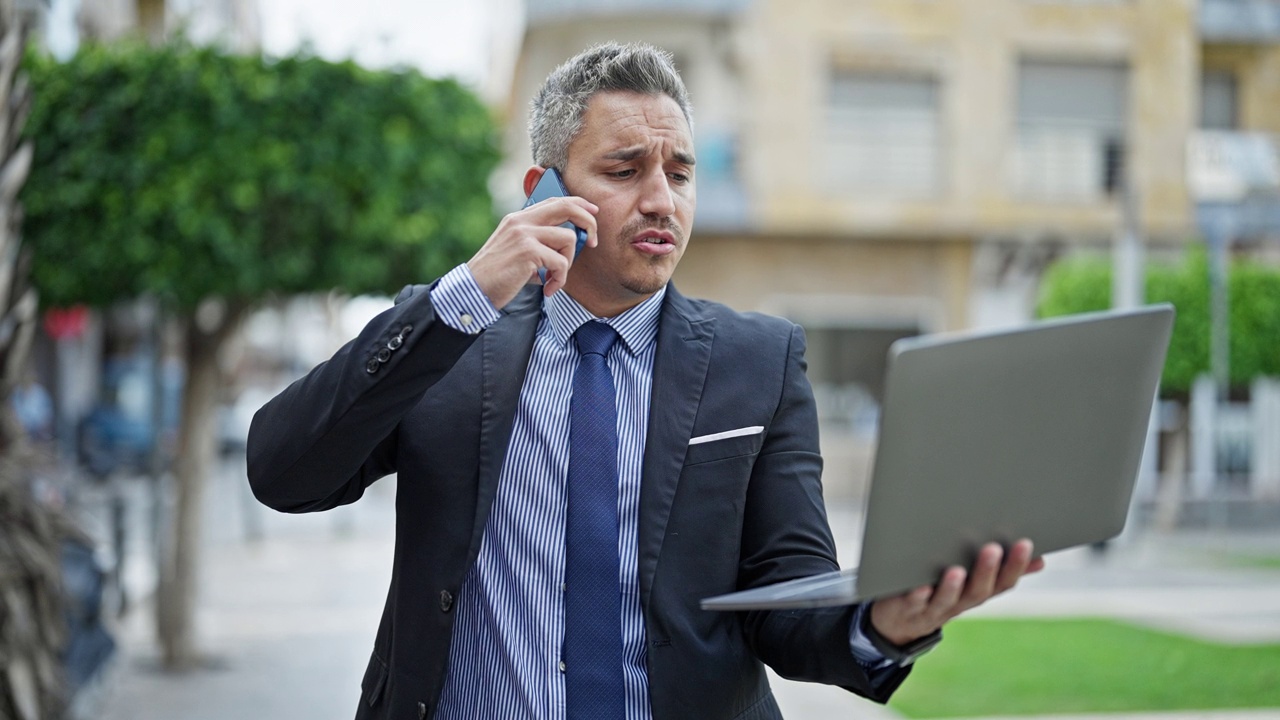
502;0;1276;499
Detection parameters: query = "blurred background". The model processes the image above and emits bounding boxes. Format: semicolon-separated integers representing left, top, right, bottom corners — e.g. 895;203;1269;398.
1;0;1279;719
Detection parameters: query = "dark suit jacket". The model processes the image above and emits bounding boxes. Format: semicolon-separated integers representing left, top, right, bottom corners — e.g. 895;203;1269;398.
247;282;911;719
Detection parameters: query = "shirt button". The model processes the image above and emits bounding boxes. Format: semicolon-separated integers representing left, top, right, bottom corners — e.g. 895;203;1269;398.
439;590;453;612
559;660;566;673
460;313;473;327
365;358;381;374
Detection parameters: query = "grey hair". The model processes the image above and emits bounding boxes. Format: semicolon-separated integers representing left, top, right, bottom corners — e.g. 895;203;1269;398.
528;42;694;170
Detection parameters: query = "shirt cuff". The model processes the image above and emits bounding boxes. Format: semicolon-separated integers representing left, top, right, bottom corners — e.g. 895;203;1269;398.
848;603;896;672
431;264;501;335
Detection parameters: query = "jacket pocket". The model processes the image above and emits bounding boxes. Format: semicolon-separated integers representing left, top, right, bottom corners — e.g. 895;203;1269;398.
360;650;389;708
683;430;765;467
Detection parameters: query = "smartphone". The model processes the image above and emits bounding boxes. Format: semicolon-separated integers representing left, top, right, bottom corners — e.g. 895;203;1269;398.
524;167;588;283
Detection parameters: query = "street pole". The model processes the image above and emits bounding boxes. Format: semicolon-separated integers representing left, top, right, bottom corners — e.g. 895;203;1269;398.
1207;217;1232;406
1205;214;1233;528
1112;180;1144;311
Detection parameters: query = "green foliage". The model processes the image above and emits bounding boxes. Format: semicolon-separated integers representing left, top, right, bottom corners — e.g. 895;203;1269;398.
891;618;1280;717
1037;245;1280;395
21;41;500;309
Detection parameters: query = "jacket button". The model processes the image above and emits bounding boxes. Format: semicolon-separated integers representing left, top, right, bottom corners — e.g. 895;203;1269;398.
387;335;403;350
365;358;380;374
439;590;453;612
376;347;392;363
401;324;414;336
417;701;427;718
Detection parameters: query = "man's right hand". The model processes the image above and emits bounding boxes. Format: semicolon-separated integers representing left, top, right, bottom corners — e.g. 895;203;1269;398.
467;196;598;311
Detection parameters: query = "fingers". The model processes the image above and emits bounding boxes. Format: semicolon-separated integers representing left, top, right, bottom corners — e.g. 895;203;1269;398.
526;196;599;249
528;225;580;295
960;543;1001;606
993;539;1036;593
869;585;935;646
940;540;1039;617
869;540;1045;646
902;583;934;614
520;197;599;296
470;198;598;310
927;566;966;617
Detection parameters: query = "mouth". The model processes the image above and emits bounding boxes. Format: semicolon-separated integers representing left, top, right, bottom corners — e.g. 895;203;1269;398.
631;230;678;255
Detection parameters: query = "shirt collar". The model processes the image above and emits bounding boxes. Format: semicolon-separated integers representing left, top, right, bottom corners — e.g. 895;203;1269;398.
545;286;666;356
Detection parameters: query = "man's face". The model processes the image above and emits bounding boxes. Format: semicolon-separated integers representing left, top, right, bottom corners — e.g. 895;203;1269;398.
557;90;696;316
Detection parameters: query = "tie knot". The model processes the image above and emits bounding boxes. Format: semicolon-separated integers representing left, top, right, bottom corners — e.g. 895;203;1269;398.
574;321;618;358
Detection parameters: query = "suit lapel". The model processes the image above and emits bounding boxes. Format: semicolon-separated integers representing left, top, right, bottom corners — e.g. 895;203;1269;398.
468;285;543;559
637;285;714;610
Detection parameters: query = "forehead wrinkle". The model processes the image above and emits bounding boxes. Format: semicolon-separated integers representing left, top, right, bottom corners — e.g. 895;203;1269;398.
596;122;693;163
602;146;696;165
571;93;694;166
604;112;688;142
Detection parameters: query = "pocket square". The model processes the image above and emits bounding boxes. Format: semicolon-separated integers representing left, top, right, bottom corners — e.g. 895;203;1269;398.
688;426;765;446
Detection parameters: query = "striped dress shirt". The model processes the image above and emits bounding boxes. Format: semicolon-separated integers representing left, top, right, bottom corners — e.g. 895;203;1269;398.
432;265;660;720
427;265;893;719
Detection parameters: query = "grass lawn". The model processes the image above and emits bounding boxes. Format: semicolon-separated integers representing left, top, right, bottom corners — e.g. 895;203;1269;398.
1223;554;1280;572
889;618;1280;718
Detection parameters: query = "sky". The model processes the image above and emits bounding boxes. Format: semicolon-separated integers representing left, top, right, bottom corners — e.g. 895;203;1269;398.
257;0;500;88
44;0;507;91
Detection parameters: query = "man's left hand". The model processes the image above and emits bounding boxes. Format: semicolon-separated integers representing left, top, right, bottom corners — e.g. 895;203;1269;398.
869;539;1045;646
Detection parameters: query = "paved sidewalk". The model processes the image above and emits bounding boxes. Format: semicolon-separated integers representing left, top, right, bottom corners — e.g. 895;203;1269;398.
96;461;394;720
92;462;1280;720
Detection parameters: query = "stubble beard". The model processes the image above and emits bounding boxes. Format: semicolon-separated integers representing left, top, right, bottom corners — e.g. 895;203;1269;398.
616;217;685;297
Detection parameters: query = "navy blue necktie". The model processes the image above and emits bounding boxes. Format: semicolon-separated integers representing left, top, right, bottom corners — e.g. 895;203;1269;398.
564;321;625;719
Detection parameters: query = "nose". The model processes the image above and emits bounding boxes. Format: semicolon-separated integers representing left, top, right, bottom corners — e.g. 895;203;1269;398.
637;167;675;218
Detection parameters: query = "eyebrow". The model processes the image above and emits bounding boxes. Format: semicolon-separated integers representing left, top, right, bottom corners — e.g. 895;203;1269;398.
604;146;697;166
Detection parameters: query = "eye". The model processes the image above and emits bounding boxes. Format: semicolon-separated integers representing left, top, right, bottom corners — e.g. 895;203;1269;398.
669;172;690;184
611;169;635;179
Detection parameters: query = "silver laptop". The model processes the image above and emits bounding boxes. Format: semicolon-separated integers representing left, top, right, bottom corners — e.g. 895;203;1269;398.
701;304;1175;611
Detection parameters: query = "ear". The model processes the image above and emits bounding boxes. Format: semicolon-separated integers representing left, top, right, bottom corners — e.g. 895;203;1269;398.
522;166;547;198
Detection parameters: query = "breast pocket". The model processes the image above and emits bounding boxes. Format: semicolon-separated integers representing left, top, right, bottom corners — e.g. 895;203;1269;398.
683;429;766;467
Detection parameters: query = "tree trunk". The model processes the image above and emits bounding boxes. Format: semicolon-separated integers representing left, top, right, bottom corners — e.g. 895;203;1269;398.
156;302;245;670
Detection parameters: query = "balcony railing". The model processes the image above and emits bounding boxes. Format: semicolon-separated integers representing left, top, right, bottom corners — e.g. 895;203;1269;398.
1200;0;1280;43
1188;131;1280;202
1190;131;1280;236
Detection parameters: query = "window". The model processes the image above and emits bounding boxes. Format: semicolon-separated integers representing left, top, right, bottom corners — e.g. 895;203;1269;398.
824;72;942;196
1012;60;1129;200
1200;70;1239;130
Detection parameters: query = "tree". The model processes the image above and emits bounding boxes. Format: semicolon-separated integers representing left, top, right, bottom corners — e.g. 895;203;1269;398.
1037;245;1280;395
20;40;500;669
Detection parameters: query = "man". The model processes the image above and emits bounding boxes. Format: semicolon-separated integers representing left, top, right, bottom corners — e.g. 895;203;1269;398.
247;42;1043;720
